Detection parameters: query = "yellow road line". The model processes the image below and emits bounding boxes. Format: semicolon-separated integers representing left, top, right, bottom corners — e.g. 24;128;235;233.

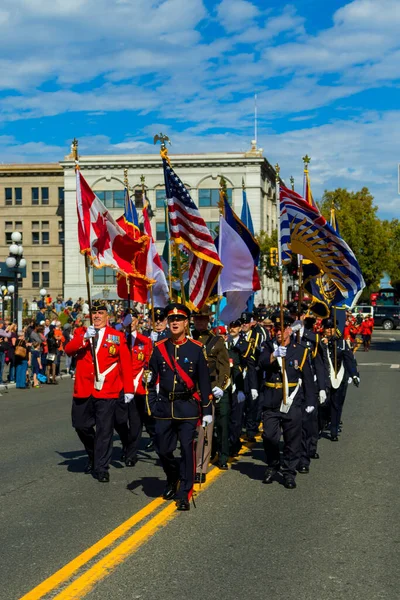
18;496;165;600
21;439;257;600
51;465;226;599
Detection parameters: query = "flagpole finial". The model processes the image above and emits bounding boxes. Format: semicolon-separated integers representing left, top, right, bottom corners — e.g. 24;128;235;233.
290;175;295;191
302;154;311;171
219;175;227;214
140;174;146;195
124;168;129;189
242;177;245;190
275;163;280;182
154;133;171;164
71;138;79;170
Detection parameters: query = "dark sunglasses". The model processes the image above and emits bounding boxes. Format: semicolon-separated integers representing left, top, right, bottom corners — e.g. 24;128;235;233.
167;315;187;323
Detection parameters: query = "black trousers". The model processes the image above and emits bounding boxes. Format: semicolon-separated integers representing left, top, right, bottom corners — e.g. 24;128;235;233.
214;392;230;464
72;396;117;474
299;405;318;468
229;391;245;453
126;394;156;461
262;404;302;478
329;381;348;436
245;391;260;437
114;394;130;451
154;419;197;500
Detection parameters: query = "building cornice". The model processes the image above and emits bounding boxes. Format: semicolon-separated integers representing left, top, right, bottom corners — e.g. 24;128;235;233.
0;163;63;177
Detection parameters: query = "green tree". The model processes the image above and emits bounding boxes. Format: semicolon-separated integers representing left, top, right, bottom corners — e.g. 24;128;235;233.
385;219;400;292
256;229;279;281
318;187;389;291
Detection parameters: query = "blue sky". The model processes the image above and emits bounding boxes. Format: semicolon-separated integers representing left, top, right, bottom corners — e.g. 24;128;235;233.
0;0;399;218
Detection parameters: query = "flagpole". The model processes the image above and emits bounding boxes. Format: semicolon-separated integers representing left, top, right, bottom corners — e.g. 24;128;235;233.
174;243;186;304
165;200;173;298
275;163;286;405
72;138;99;382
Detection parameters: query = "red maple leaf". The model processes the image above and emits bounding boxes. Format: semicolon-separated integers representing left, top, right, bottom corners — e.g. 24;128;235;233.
92;212;111;258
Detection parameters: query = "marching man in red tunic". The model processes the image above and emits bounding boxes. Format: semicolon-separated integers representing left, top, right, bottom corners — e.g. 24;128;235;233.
65;299;134;482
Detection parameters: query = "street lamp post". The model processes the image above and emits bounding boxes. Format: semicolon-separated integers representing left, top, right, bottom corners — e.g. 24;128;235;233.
5;232;26;328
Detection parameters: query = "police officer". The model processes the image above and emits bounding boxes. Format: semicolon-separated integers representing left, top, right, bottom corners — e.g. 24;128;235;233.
240;312;261;442
258;313;315;489
144;307;170;343
228;318;257;455
321;318;360;441
65;300;134;482
192;306;231;479
147;303;212;511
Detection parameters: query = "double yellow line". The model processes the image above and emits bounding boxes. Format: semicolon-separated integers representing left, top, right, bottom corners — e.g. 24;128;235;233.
20;441;256;600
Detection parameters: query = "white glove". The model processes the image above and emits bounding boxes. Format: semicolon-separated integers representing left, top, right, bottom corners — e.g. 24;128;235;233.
150;331;158;342
202;415;213;428
273;346;287;358
305;406;315;413
352;376;360;387
124;393;134;404
84;325;96;339
319;390;327;404
291;320;303;333
348;376;353;384
212;386;224;399
251;389;258;400
237;391;246;403
232;384;236;393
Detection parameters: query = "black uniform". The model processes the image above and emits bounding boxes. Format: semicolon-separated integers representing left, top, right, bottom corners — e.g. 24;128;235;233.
258;339;315;482
324;337;359;438
228;335;257;454
148;337;212;500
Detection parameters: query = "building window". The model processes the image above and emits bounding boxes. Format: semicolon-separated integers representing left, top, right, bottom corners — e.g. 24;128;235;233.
15;221;22;231
32;188;39;205
32;272;40;288
156;190;166;209
5;232;12;244
58;187;64;204
5;221;12;230
92;267;116;285
42;261;49;270
42;272;50;287
41;187;49;205
42;232;49;244
32;261;40;270
198;188;232;207
32;232;40;245
41;221;49;229
5;188;12;205
58;221;63;230
156;222;166;241
205;221;219;239
96;190;125;209
58;231;64;245
32;221;39;230
15;188;22;205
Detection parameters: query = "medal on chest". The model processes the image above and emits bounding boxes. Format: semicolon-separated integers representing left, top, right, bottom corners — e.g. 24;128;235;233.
108;344;116;356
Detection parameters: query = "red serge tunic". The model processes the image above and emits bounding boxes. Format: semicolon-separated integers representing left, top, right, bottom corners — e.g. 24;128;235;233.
65;326;134;399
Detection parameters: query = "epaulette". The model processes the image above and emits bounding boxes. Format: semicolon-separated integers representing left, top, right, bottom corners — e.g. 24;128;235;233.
155;338;168;347
189;338;203;347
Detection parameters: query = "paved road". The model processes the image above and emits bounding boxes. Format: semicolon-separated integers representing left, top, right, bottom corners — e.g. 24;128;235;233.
1;331;399;600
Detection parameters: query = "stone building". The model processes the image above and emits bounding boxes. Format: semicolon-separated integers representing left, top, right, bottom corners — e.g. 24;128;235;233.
0;163;64;302
61;143;280;305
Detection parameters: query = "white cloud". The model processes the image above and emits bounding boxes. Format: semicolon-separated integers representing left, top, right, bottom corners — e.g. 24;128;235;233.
217;0;260;32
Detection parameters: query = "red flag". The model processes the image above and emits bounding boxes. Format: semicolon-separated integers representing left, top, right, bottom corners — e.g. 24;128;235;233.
143;202;169;306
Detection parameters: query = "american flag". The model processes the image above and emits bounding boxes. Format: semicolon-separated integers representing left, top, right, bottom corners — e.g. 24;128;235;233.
280;184;364;300
163;159;223;311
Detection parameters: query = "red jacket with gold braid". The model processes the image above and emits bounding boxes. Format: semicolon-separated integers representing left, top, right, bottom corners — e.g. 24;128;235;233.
65;326;134;399
130;332;153;395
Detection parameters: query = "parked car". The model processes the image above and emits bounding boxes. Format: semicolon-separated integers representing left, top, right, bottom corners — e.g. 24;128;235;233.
351;305;374;324
373;305;400;330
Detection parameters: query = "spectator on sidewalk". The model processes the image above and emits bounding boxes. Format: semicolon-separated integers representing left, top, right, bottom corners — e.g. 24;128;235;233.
46;329;59;384
30;342;42;388
7;323;17;383
36;307;47;325
0;321;12;383
15;330;29;389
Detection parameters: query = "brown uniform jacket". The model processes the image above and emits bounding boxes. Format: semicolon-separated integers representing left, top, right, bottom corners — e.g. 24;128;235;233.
192;330;230;391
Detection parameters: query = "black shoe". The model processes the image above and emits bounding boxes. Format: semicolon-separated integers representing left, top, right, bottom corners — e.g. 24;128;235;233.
176;498;190;511
163;480;179;500
262;469;276;484
145;439;155;451
120;449;126;462
98;472;110;483
298;465;309;474
125;458;137;467
283;477;296;489
84;460;94;474
194;473;201;484
310;452;320;459
331;435;339;442
217;462;229;470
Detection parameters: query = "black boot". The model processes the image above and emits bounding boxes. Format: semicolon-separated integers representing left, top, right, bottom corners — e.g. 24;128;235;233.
163;480;179;500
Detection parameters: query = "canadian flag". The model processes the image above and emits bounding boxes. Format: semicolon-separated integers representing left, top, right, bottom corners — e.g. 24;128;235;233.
143;202;170;307
76;170;151;279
